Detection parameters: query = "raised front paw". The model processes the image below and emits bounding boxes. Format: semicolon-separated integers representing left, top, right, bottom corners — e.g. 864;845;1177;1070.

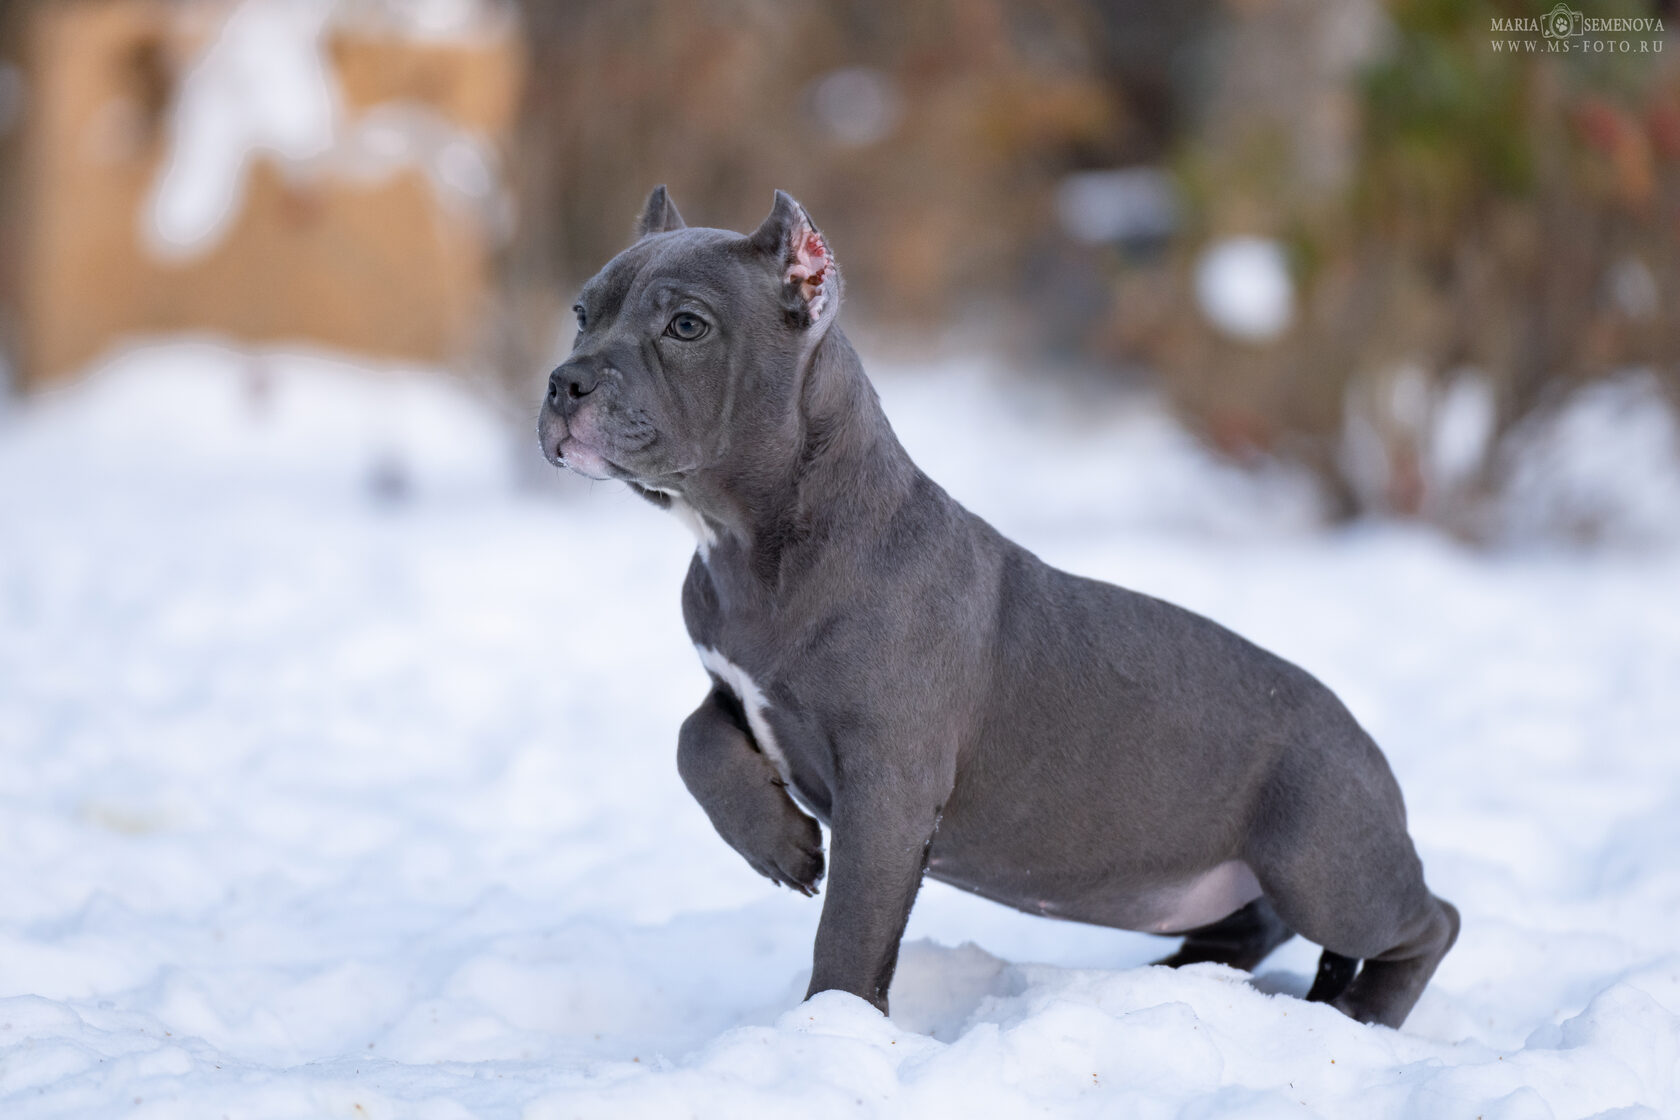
730;786;825;896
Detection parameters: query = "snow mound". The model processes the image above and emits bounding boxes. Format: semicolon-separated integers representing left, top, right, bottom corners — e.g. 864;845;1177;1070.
1498;371;1680;548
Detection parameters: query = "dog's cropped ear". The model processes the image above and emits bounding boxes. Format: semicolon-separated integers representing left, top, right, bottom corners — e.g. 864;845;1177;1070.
636;185;686;237
749;190;841;331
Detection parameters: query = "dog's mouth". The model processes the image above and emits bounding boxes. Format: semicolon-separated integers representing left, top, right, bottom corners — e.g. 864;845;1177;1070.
550;433;617;481
543;413;685;495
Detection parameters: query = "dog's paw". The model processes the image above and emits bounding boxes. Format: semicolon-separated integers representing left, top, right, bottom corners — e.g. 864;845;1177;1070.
734;791;825;896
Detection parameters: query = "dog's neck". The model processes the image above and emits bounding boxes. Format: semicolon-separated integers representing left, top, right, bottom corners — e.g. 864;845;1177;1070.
682;328;919;585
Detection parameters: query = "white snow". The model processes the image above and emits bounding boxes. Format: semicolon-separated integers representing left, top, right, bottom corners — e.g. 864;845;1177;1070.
1054;168;1179;247
146;0;338;257
1;340;1678;1118
1426;369;1498;497
145;0;508;262
1195;236;1296;342
1498;370;1680;548
809;68;902;148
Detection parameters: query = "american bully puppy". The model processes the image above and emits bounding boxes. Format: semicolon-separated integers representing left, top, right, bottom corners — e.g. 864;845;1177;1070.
537;187;1458;1028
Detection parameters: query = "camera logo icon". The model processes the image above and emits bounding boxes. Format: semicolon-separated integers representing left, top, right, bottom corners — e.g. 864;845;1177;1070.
1542;3;1584;38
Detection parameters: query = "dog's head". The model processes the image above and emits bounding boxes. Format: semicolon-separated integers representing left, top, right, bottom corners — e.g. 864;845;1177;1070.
538;187;843;500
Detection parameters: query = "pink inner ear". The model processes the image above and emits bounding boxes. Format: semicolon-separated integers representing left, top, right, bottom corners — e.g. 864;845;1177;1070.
785;221;834;319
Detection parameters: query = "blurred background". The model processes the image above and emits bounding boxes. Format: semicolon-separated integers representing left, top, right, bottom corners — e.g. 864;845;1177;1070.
0;0;1677;541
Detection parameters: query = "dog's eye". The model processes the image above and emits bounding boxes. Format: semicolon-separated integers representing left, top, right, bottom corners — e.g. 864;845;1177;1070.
665;312;709;341
573;304;587;331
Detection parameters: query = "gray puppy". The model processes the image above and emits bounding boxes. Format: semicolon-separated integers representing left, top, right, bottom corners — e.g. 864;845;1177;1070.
538;187;1459;1029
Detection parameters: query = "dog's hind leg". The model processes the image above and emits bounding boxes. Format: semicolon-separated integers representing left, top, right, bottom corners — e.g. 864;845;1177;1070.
1248;720;1459;1027
1330;895;1458;1027
1155;896;1295;973
1304;948;1359;1003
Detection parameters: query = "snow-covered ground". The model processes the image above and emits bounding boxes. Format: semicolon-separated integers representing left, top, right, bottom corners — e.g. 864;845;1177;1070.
2;341;1677;1119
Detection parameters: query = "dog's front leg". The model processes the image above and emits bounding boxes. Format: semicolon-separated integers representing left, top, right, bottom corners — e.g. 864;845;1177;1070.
805;769;944;1014
677;690;825;894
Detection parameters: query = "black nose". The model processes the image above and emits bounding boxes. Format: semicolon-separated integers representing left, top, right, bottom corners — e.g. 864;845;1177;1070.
547;365;597;407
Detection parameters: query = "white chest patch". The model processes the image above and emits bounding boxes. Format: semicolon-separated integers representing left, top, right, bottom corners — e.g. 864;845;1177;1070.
670;498;717;558
695;646;788;779
644;488;717;558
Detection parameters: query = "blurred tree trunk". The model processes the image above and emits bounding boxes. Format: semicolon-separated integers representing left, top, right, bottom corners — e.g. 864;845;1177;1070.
0;0;30;394
491;0;1126;407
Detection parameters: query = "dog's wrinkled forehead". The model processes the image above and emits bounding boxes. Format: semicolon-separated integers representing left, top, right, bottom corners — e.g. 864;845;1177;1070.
580;228;758;329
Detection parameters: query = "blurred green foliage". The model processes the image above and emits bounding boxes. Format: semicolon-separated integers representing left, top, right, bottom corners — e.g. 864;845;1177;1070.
1137;0;1679;526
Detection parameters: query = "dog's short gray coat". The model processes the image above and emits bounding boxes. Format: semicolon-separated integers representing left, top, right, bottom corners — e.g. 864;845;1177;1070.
537;187;1459;1029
